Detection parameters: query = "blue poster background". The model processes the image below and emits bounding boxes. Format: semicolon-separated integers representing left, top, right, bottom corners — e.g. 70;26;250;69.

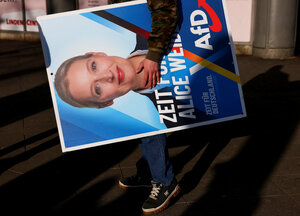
37;0;246;152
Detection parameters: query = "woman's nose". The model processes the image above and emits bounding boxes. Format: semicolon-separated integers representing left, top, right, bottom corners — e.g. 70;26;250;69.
99;70;114;82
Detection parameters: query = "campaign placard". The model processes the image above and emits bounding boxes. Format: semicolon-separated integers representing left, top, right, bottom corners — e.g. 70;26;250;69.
37;0;246;152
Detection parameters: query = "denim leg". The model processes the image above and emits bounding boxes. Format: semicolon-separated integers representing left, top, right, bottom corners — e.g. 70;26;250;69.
138;134;174;186
136;156;152;181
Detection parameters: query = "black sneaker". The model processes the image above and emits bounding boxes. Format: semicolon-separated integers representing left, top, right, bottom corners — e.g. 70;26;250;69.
119;174;152;190
142;179;180;214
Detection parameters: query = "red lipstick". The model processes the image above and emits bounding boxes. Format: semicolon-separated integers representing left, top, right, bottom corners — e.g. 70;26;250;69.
117;66;124;84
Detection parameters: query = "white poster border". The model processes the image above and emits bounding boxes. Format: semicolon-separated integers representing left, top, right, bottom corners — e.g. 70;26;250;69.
38;0;247;152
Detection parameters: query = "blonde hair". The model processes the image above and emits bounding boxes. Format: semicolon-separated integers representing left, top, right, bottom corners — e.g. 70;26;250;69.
54;54;110;108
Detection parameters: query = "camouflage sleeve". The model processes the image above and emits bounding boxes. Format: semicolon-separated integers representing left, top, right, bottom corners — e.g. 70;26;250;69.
110;0;178;62
146;0;178;62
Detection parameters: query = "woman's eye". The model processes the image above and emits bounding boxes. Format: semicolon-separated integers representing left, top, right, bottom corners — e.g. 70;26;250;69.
91;61;96;72
95;84;101;95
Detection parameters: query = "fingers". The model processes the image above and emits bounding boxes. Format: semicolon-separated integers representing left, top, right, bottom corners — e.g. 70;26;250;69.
136;62;144;74
144;69;150;88
152;70;160;88
152;69;158;88
149;68;160;89
139;59;160;89
144;69;157;89
156;69;160;84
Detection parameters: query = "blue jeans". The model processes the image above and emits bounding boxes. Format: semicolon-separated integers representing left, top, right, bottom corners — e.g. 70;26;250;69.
137;134;174;186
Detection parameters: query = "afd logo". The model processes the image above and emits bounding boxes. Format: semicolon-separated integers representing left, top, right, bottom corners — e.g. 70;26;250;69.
190;0;222;50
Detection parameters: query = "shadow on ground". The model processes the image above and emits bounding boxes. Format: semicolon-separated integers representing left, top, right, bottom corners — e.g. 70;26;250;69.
170;65;300;215
0;64;299;215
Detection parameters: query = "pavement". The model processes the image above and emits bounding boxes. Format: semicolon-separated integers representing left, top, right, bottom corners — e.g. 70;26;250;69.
0;39;300;216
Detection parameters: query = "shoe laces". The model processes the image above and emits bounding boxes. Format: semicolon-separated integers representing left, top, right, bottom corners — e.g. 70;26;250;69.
149;183;162;200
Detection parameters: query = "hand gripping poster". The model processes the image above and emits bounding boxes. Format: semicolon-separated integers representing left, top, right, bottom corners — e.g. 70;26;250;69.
37;0;246;152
